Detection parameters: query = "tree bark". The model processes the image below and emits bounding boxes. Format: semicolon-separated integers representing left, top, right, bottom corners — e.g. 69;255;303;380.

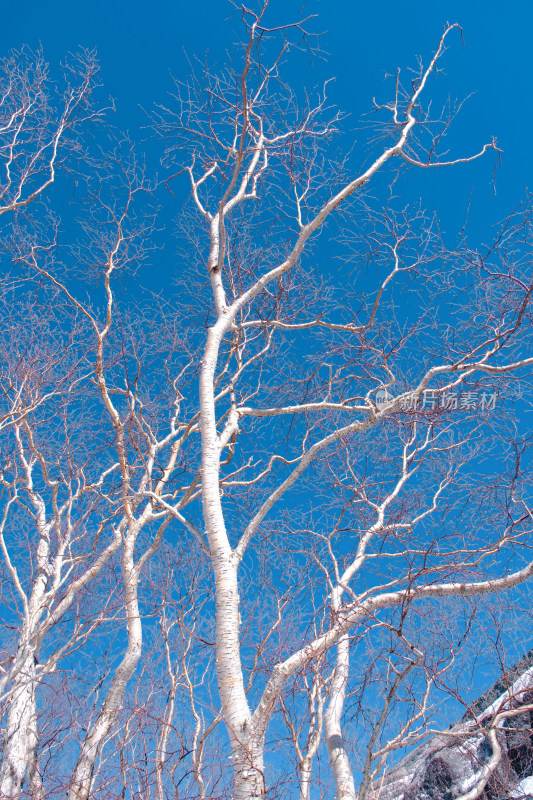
324;635;356;800
200;322;267;797
67;534;142;800
0;649;38;798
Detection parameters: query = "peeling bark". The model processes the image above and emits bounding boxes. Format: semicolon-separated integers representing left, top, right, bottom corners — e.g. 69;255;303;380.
0;651;38;798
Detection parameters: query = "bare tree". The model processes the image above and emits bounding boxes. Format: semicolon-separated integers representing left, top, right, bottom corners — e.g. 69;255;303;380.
154;7;532;798
1;4;533;799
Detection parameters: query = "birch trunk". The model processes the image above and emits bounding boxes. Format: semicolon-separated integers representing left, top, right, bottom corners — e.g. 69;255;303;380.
0;503;50;797
27;695;45;800
200;323;266;798
155;676;176;800
0;649;39;798
324;635;356;800
300;756;313;800
67;534;142;800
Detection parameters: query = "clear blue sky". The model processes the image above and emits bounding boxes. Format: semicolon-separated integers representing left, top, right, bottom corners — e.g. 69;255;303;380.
3;2;533;787
3;0;533;244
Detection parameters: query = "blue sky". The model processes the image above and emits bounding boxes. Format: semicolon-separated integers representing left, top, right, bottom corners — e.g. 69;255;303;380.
2;4;533;795
3;0;533;243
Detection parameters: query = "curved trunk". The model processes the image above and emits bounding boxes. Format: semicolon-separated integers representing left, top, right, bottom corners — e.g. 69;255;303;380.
200;324;266;797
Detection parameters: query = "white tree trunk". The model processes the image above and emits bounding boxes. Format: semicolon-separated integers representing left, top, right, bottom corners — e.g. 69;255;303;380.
325;635;356;800
155;678;176;800
297;674;324;800
67;535;142;800
27;695;45;800
0;520;49;798
300;756;313;800
200;323;266;797
0;649;38;798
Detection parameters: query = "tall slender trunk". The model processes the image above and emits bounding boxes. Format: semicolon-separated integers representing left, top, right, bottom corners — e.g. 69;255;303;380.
299;677;324;800
200;323;266;798
0;649;38;798
155;672;177;800
67;535;142;800
324;635;356;800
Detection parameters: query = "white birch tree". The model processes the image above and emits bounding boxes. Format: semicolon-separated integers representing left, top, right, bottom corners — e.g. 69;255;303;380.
152;7;532;798
1;4;533;799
